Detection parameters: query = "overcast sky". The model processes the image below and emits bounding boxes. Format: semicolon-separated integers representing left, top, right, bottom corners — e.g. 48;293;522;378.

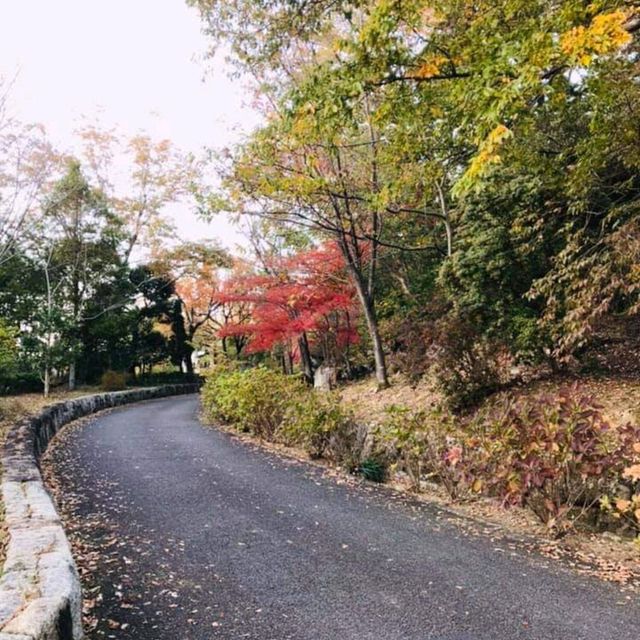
0;0;259;250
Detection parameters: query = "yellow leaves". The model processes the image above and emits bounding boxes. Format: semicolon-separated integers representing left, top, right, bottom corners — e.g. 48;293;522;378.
290;103;318;140
415;55;448;79
611;492;640;528
604;489;640;530
560;10;632;66
291;115;314;139
473;123;512;167
453;124;513;197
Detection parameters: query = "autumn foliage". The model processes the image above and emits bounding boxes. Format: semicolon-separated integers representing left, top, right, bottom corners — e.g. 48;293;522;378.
216;242;359;360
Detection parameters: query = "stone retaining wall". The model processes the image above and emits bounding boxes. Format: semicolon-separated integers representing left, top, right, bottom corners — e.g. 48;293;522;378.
0;385;199;640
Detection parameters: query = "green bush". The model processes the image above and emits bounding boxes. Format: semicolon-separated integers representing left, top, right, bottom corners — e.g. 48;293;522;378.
201;366;363;467
282;392;356;460
357;457;386;483
202;365;306;439
379;405;467;497
0;371;42;395
100;370;128;391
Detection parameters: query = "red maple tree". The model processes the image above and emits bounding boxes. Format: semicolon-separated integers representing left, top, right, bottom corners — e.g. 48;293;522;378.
217;242;359;377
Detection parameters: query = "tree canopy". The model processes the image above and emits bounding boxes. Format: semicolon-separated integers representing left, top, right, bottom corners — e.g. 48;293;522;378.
189;0;640;400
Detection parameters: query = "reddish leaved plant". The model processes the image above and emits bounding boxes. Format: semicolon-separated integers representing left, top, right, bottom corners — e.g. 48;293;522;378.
467;386;640;532
216;242;359;362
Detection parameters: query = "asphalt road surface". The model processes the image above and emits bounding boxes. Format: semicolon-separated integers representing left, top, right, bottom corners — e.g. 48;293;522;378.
45;395;640;640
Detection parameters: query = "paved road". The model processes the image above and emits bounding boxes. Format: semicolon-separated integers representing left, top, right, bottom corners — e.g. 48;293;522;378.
45;395;640;640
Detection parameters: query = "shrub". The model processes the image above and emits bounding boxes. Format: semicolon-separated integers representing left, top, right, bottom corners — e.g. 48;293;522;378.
281;391;364;469
282;392;354;459
325;417;366;471
357;457;386;483
201;366;366;467
202;366;306;439
100;370;128;391
433;314;509;411
467;387;640;532
378;405;467;498
0;371;42;395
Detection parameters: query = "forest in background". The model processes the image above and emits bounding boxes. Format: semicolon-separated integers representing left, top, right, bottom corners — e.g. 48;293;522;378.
4;1;640;406
0;97;236;395
181;0;640;409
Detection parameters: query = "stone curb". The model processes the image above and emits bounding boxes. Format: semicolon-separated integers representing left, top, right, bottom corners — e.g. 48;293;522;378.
0;384;200;640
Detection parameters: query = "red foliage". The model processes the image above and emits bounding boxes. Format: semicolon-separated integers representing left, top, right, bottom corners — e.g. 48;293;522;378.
217;242;359;356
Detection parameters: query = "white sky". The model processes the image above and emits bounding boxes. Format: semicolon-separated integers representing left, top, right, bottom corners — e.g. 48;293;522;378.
0;0;260;251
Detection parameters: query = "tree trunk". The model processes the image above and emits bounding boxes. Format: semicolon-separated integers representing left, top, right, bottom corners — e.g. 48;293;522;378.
233;337;245;359
351;272;388;388
435;179;453;258
283;347;294;375
444;219;453;258
44;367;50;398
298;332;314;384
365;305;388;389
68;361;76;391
184;345;194;374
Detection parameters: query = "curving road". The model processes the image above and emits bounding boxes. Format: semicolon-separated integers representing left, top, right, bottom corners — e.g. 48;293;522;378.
45;395;640;640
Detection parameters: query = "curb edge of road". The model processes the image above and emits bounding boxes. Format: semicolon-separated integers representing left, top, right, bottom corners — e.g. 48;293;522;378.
0;384;199;640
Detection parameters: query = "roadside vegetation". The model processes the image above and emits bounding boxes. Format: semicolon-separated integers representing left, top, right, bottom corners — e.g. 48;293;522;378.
202;366;640;542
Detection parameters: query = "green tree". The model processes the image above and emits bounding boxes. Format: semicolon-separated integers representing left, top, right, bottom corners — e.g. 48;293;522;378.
42;160;125;389
194;0;640;388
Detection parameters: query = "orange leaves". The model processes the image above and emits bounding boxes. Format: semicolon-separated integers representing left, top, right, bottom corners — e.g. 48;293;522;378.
414;55;448;79
615;498;632;512
623;463;640;481
560;10;632;66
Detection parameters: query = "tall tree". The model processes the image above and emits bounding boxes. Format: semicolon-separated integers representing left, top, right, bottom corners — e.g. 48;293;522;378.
76;124;203;262
0;105;56;265
42;160;124;389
